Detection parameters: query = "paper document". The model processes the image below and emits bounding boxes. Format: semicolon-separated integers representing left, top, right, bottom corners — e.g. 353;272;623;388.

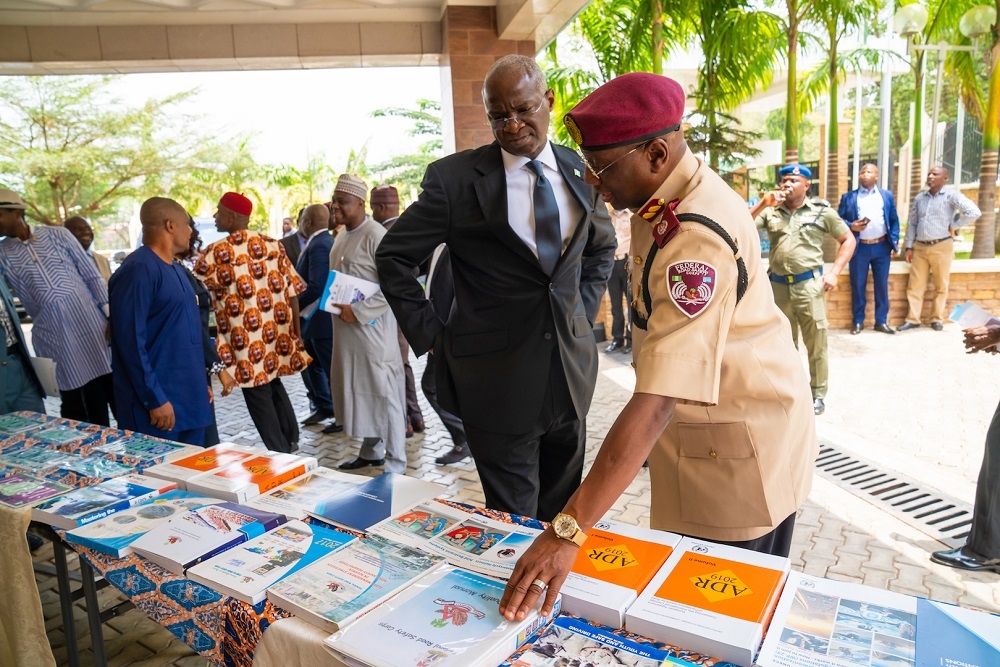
30;357;58;397
949;301;1000;329
318;271;380;315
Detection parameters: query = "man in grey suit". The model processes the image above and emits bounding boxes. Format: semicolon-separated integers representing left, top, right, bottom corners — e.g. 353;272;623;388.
377;55;616;521
0;270;44;414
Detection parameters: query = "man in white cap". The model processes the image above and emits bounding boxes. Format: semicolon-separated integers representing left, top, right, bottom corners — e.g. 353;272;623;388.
328;174;407;473
0;188;114;424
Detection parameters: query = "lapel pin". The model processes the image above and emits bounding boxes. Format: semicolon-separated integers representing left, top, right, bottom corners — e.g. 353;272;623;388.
573;168;582;178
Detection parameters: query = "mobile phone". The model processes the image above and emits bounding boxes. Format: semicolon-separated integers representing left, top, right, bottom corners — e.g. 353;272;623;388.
860;217;869;224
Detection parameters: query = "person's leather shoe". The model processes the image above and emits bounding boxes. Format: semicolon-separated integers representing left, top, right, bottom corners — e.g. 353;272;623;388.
302;409;334;426
874;323;895;334
931;321;944;331
621;341;632;353
930;547;1000;573
605;340;623;353
813;398;825;415
897;322;920;332
321;422;344;434
435;443;471;465
411;419;425;433
851;323;862;335
338;456;384;470
406;423;414;438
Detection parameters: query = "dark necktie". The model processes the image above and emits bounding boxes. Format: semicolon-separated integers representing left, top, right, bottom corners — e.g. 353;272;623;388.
526;160;561;275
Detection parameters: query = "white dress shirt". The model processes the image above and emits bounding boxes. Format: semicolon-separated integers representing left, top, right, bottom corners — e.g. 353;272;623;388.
501;142;583;260
857;187;886;239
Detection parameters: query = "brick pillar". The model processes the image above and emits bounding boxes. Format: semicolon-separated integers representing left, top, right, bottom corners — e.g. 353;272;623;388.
441;6;536;154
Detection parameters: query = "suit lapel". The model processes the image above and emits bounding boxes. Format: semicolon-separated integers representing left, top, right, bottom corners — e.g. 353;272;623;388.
554;147;594;270
474;145;545;271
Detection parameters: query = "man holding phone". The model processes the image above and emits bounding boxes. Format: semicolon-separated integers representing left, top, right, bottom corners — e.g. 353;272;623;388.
837;163;900;335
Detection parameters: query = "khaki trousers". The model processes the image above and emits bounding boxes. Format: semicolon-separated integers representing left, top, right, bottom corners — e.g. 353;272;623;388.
771;276;828;399
905;238;954;324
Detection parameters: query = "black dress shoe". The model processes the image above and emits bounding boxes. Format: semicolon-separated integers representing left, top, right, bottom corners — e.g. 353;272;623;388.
851;323;862;335
621;342;632;353
321;422;344;434
931;321;944;331
302;409;334;426
411;419;425;433
874;323;895;334
897;322;920;332
435;443;471;465
338;456;384;470
605;340;623;353
930;547;1000;573
813;398;825;415
406;423;414;438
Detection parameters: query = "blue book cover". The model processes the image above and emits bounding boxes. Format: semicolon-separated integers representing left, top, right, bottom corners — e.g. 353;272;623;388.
30;473;177;529
187;520;356;604
130;502;286;574
65;490;222;558
307;472;443;532
916;598;1000;667
327;567;555;667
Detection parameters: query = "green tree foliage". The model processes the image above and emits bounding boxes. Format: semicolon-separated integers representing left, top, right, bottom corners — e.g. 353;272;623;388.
0;76;221;227
368;99;443;199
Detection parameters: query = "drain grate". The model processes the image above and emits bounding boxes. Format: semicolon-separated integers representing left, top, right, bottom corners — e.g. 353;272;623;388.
815;443;973;548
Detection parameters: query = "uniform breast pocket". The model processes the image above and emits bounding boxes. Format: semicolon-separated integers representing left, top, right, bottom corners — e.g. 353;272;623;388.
767;218;788;234
676;421;773;528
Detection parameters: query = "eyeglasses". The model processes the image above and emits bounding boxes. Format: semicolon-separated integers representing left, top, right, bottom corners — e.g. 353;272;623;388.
485;98;547;129
581;141;651;179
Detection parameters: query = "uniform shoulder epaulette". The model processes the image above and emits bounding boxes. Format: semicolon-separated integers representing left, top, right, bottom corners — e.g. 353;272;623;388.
811;197;830;207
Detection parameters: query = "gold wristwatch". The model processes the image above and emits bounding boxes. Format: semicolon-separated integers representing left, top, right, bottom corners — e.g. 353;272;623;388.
552;512;587;547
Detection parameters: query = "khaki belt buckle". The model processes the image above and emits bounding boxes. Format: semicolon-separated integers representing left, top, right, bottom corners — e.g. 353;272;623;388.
787;275;795;284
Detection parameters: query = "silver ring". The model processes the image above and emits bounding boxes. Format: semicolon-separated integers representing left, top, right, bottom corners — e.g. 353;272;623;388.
530;578;546;590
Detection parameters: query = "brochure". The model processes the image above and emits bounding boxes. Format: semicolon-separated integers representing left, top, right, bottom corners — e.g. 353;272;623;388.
308;472;444;533
318;270;381;315
244;467;366;519
0;473;71;509
420;511;542;579
915;598;1000;667
30;474;177;529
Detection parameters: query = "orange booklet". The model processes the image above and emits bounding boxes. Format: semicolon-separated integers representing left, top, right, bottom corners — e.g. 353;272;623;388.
560;519;681;627
626;537;790;667
186;452;318;503
143;442;263;488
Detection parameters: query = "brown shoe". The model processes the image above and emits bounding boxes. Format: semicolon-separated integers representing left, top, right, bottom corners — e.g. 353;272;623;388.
406;423;414;438
411;419;425;433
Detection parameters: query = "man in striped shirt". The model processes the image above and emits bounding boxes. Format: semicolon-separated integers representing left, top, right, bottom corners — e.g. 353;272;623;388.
0;189;114;425
898;166;981;332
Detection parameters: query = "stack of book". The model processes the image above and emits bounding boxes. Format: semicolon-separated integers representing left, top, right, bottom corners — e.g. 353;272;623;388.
143;442;263;489
243;467;364;519
186;451;317;503
625;537;790;667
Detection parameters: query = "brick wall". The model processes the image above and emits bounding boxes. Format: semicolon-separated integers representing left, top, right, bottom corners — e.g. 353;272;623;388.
593;259;1000;334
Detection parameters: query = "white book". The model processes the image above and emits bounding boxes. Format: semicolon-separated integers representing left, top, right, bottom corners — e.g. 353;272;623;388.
143;442;263;489
419;509;542;579
65;490;222;558
318;270;380;315
130;502;286;574
366;499;471;550
187;520;356;604
185;452;317;503
559;519;682;628
267;533;446;634
325;566;555;667
30;474;177;530
625;536;790;667
244;467;366;519
757;571;918;667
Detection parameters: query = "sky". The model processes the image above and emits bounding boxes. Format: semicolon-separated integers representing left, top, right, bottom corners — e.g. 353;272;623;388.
106;67;444;171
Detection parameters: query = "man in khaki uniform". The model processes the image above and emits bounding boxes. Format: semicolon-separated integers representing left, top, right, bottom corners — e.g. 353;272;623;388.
750;165;855;416
500;72;818;624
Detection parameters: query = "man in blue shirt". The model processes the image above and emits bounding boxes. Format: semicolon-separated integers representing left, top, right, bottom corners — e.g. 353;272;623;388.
109;197;212;445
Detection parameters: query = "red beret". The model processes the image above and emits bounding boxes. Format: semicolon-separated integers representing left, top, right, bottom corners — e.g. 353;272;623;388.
564;73;685;151
219;191;252;216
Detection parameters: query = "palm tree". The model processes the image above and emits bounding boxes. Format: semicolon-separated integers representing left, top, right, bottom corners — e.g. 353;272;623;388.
774;0;817;164
798;0;890;205
968;2;1000;257
368;99;443;198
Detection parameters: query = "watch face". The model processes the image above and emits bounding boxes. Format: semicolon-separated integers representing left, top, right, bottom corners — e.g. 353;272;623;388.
553;514;575;537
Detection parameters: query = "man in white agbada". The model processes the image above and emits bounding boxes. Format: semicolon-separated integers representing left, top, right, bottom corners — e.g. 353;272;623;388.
327;174;407;473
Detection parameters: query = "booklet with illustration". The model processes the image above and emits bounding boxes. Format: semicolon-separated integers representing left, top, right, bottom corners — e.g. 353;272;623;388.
307;472;444;533
0;412;50;438
318;270;381;316
0;473;71;509
915;598;1000;667
325;566;555;667
187;520;356;604
244;467;366;519
418;510;542;580
30;474;178;529
94;434;198;464
267;533;446;634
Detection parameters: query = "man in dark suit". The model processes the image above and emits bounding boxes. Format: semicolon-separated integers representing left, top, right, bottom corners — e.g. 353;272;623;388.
280;210;307;268
838;163;900;335
377;54;616;521
295;204;341;433
0;271;45;414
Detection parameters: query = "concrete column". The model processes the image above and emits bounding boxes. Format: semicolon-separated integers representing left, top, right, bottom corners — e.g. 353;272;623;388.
440;6;536;154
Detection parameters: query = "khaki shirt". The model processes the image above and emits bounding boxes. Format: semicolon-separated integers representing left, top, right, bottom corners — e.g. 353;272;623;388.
755;199;848;275
631;151;817;541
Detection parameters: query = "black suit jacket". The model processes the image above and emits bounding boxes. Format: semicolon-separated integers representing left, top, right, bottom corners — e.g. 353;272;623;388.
280;234;303;269
296;231;334;340
376;142;616;435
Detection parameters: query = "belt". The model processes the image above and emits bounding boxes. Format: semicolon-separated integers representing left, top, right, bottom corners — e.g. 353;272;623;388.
859;235;887;245
915;237;952;246
769;267;823;285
